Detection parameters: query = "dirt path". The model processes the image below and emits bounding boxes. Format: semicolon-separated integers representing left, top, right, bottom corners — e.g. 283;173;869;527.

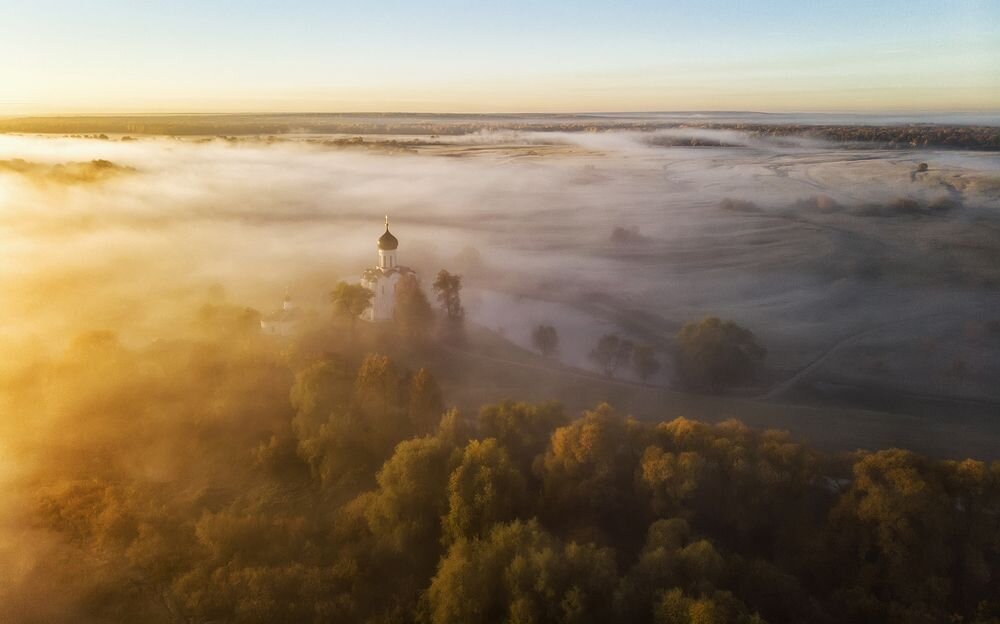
757;307;994;402
439;333;1000;459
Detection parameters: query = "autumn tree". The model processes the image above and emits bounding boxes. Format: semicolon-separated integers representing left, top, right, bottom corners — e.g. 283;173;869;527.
425;520;619;624
654;588;760;624
614;519;752;623
436;407;473;449
824;449;957;622
640;445;706;520
675;317;765;392
18;318;1000;624
589;333;634;378
531;324;559;357
442;438;528;543
538;403;649;543
477;400;568;473
330;281;373;336
432;269;464;321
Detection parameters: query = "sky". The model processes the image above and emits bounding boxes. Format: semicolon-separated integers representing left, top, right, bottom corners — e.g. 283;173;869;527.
0;0;998;114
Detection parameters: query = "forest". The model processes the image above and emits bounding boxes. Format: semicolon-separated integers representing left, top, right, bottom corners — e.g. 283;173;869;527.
2;113;999;150
2;305;998;624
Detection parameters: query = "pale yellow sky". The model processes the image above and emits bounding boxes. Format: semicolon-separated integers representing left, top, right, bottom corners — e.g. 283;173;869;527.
1;1;997;115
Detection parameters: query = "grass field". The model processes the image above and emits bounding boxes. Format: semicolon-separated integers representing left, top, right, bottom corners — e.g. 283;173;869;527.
416;324;1000;460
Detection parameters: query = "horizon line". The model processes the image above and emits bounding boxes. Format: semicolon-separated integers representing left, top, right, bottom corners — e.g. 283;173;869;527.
3;109;1000;119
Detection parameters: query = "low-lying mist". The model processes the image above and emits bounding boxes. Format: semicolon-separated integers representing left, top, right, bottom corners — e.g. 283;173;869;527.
4;129;998;385
2;126;1000;622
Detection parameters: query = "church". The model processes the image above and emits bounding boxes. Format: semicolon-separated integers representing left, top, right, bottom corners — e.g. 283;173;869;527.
260;292;303;336
360;217;416;322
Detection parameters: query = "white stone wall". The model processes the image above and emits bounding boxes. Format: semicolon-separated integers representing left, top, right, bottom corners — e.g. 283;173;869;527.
371;272;401;321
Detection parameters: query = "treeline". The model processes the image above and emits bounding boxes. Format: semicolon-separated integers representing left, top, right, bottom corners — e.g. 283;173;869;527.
744;123;1000;150
3;114;998;150
5;316;999;624
0;158;134;184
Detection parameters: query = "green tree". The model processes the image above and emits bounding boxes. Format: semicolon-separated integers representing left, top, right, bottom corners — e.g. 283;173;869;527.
291;356;409;489
408;367;444;435
365;435;454;590
395;274;433;340
675;317;765;392
589;334;634;378
330;281;373;336
532;324;559;357
289;357;354;440
633;345;662;383
443;438;528;543
432;269;464;321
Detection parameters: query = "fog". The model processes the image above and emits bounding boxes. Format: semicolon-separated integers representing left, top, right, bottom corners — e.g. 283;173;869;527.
2;129;999;383
2;125;1000;622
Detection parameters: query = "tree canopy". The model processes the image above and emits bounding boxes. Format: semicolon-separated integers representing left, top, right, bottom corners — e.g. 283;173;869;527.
330;281;373;331
394;274;434;340
589;333;634;378
432;269;464;321
532;324;559;358
7;330;1000;624
675;317;766;392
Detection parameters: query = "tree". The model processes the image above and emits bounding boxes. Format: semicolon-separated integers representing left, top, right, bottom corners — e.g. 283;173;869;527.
289;357;353;440
538;403;648;541
365;436;453;554
394;274;433;340
825;449;955;622
654;589;759;624
425;520;619;624
532;324;559;357
633;345;661;383
330;281;373;336
364;436;455;603
432;269;464;321
675;317;765;392
294;355;412;487
354;353;401;420
408;368;444;435
477;401;567;472
589;334;634;378
614;519;751;623
442;438;527;543
640;446;706;519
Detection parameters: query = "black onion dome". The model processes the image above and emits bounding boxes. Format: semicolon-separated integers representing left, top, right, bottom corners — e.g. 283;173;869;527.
378;225;398;250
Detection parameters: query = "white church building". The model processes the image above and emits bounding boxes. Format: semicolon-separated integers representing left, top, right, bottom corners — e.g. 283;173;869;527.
360;217;416;322
260;293;304;336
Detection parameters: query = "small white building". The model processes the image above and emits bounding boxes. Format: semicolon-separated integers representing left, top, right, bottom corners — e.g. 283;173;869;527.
360;217;416;322
260;294;304;336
